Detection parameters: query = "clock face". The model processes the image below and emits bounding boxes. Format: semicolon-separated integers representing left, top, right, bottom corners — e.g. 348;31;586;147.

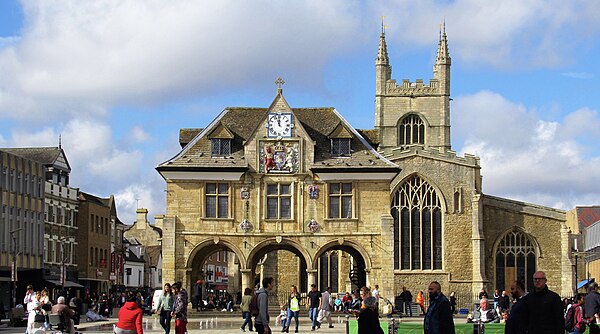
267;113;292;137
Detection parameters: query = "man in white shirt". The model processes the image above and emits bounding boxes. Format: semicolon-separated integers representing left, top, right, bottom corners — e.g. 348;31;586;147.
317;287;334;329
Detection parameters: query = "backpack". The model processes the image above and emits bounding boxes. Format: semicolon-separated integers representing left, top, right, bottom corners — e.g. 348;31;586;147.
564;304;577;332
249;291;264;317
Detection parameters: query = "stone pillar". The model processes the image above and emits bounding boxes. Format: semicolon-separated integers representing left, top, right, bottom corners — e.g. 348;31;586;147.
561;223;575;296
380;214;395;299
307;269;317;292
241;269;253;290
162;215;177;285
471;194;486;295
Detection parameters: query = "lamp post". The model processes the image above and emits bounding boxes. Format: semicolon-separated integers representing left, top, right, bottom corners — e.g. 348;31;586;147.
9;228;22;308
59;236;68;291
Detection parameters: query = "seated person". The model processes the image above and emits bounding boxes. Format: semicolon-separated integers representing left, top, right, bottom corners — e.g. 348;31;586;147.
466;298;498;324
499;310;509;324
341;292;352;312
51;296;75;334
334;297;343;312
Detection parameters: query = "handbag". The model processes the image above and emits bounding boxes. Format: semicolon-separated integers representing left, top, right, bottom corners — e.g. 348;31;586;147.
34;312;46;323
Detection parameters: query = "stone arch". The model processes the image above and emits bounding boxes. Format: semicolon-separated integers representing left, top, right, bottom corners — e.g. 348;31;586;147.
246;238;312;271
313;239;372;291
492;226;541;292
396;113;429;146
186;238;247;270
391;172;448;213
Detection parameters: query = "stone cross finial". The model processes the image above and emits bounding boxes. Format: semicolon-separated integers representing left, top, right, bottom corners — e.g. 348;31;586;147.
275;77;285;90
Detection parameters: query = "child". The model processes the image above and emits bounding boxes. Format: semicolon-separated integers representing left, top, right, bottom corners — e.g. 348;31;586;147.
276;304;288;331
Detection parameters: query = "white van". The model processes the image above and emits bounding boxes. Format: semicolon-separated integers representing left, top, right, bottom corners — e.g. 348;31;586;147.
151;289;163;313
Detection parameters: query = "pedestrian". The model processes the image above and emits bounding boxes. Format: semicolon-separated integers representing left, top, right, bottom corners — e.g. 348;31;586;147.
51;296;76;334
478;288;488;300
567;293;586;334
585;281;600;334
524;271;563;334
306;284;321;331
448;291;456;315
193;280;202;312
416;291;426;315
240;287;253;332
276;304;288;332
155;283;174;334
497;290;510;316
400;286;413;317
423;281;455;334
114;292;143;334
493;289;500;312
505;280;528;334
317;287;334;329
284;285;300;333
255;277;274;334
171;282;188;334
357;296;384;334
26;291;42;334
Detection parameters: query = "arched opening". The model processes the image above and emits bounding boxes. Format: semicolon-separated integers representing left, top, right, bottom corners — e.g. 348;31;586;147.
398;114;425;146
314;243;370;294
494;230;537;292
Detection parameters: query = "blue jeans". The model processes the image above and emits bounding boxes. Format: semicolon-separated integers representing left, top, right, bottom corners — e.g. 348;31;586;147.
159;310;172;334
285;310;299;331
404;301;413;316
241;311;253;331
309;307;319;329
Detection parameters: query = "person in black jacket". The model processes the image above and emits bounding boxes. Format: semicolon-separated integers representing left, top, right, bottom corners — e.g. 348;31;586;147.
505;280;528;334
525;271;563;334
357;296;383;334
585;282;600;334
424;281;455;334
399;286;413;317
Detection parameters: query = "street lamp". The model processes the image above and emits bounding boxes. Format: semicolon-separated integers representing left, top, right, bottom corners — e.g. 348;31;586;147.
9;228;22;308
59;237;68;290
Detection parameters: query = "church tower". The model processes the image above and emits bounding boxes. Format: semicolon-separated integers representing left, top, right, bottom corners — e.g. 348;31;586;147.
375;24;452;153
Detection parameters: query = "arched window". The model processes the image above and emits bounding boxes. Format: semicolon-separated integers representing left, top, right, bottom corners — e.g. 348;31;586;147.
495;231;536;291
319;251;339;292
398;115;425;146
392;175;442;270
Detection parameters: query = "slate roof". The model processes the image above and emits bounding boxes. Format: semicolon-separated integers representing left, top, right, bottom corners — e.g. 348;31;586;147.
179;128;203;148
79;191;110;207
159;106;397;172
0;146;69;169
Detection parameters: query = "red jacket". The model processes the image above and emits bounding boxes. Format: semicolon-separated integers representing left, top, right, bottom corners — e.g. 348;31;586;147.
116;301;143;334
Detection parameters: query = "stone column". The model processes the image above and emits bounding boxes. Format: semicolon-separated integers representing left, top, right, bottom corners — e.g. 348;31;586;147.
162;215;177;285
560;223;575;296
471;194;486;295
307;269;317;291
241;269;253;290
380;214;395;299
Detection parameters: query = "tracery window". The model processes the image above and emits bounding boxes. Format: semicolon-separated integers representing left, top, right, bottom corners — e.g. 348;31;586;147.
392;175;442;270
495;231;536;291
398;115;425;146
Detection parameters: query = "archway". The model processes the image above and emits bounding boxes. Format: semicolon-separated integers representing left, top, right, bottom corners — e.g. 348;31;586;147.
493;228;539;291
313;241;371;294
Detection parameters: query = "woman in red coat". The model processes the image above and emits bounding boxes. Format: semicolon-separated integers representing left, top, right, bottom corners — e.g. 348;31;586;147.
115;292;143;334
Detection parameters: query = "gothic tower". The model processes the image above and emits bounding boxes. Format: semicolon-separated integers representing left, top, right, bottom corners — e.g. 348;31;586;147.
375;24;452;153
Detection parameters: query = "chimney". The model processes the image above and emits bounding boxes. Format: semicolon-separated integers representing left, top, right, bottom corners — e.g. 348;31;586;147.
136;208;148;229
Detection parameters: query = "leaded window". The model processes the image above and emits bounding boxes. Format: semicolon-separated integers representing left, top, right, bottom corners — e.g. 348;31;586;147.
211;139;231;157
266;183;291;219
331;138;351;157
392;175;442;270
205;183;229;218
495;231;536;291
328;183;352;218
398;115;425;146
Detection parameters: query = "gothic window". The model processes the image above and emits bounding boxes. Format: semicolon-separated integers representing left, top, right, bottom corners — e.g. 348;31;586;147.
211;138;231;157
328;183;353;218
266;183;292;219
495;231;536;291
205;183;229;218
398;115;425;146
392;175;442;270
318;251;339;292
331;138;351;157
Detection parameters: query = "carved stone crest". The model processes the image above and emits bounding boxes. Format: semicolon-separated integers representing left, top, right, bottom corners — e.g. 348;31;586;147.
259;141;299;173
239;219;253;232
276;236;282;244
308;185;319;199
240;187;250;200
307;219;320;233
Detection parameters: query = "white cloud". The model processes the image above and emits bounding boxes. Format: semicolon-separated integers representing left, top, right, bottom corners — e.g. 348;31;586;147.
561;72;594;79
130;126;150;143
454;90;600;209
113;177;165;225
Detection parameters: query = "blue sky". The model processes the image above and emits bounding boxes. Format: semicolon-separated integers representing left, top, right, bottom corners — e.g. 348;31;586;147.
0;1;599;223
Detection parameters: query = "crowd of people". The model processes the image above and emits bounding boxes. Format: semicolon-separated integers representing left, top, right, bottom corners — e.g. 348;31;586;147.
22;285;78;334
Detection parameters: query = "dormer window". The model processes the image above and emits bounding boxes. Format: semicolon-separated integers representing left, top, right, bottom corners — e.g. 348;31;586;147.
398;114;425;146
211;139;231;156
331;138;351;157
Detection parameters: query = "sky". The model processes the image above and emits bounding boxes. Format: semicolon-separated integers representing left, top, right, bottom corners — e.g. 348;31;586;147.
0;1;599;224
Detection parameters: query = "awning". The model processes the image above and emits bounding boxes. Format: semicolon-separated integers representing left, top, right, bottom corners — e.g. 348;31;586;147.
46;280;84;288
577;279;594;290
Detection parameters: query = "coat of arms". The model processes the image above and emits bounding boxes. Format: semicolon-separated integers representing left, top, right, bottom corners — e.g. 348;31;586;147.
260;141;298;173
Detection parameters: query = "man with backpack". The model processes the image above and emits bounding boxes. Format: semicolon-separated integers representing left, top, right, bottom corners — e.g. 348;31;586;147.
254;277;274;334
586;282;600;334
566;293;586;334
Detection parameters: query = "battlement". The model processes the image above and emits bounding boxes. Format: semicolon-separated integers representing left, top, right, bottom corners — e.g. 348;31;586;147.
385;78;440;96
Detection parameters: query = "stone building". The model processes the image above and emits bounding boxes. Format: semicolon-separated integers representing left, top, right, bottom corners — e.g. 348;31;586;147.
157;27;573;301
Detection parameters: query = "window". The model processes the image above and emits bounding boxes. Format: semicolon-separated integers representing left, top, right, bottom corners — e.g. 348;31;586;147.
495;231;536;291
319;251;339;292
331;138;351;157
266;183;291;219
211;139;231;157
328;183;352;218
398;114;425;146
392;175;442;270
205;183;229;218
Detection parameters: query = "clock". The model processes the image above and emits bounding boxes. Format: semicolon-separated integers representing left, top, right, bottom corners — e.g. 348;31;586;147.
267;112;293;138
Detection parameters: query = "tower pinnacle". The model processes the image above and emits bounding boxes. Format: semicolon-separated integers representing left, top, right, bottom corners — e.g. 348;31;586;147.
376;16;389;65
436;20;451;64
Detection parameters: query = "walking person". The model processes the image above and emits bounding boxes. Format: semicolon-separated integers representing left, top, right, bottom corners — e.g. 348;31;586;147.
284;285;300;333
171;282;188;334
423;281;455;334
416;291;426;315
357;296;384;334
155;283;174;334
114;292;143;334
505;280;528;334
240;287;253;332
306;284;322;331
585;281;600;334
525;271;563;334
317;287;334;329
567;293;586;334
255;277;274;334
400;286;413;317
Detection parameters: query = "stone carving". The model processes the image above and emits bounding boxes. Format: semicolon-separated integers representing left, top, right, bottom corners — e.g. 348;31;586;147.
239;219;253;232
259;141;299;173
240;187;250;200
308;185;319;199
307;219;320;233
